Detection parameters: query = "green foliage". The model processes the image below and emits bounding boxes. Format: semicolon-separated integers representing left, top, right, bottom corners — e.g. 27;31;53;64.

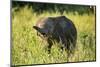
12;5;96;66
12;1;95;15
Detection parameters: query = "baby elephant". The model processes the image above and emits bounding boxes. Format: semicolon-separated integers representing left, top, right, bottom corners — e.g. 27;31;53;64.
33;16;77;54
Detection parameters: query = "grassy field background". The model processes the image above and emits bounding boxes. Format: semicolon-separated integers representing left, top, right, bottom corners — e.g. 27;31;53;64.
12;6;96;65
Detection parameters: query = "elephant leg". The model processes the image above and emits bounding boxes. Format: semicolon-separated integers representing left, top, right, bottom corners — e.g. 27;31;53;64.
47;38;53;54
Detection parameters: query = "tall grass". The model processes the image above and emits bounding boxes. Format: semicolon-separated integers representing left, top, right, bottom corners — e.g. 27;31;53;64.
12;6;96;65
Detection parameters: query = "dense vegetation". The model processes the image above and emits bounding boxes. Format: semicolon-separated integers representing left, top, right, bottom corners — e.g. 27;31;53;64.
12;1;95;15
12;1;96;66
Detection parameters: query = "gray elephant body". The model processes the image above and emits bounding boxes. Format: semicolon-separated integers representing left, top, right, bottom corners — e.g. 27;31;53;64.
33;16;77;54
